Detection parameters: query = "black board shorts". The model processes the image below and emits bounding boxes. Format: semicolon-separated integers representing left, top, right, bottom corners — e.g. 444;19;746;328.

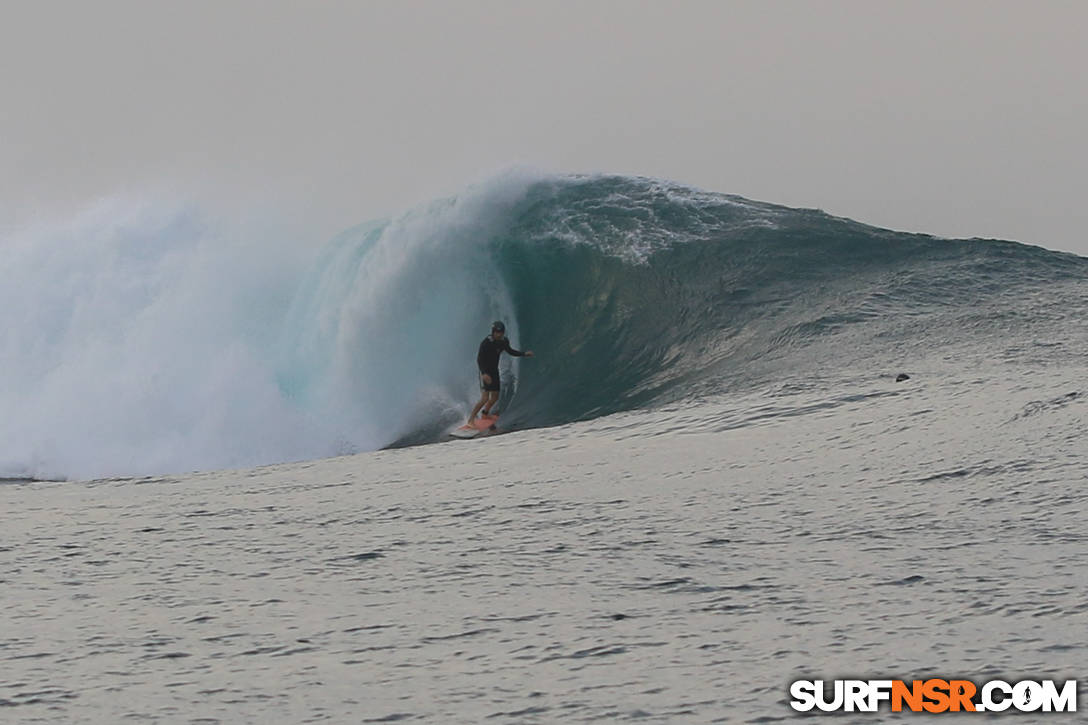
481;371;500;392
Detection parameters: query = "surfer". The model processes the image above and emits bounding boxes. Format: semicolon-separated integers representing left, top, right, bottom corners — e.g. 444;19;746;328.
467;321;534;425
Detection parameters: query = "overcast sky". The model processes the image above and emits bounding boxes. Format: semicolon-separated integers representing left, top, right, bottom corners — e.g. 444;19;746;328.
3;0;1086;254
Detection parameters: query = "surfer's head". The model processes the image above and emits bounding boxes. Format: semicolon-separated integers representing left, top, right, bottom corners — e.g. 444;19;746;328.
491;321;505;339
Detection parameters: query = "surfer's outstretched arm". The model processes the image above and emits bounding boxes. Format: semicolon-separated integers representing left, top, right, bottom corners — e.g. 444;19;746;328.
501;339;534;357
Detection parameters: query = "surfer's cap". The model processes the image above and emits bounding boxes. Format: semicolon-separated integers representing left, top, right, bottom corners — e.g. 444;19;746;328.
491;321;506;334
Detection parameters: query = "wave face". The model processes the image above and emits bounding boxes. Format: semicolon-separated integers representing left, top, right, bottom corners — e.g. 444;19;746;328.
3;174;1086;478
477;176;1088;431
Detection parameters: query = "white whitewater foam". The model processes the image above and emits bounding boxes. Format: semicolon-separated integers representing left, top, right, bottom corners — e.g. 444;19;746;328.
0;172;542;480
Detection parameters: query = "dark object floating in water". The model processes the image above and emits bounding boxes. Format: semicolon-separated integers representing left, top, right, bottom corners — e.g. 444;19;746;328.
895;373;910;382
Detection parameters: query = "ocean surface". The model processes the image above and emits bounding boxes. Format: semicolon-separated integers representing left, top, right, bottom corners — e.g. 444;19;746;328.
2;173;1086;721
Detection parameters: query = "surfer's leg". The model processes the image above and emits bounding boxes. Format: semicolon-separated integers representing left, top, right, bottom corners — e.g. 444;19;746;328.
482;390;499;416
468;390;489;424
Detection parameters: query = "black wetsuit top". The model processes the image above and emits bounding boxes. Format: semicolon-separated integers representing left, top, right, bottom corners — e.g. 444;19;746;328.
477;336;525;379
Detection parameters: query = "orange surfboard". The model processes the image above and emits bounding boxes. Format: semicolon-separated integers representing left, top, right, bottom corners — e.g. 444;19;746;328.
450;413;499;439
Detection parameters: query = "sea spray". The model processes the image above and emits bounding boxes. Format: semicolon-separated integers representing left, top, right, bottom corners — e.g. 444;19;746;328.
0;197;312;479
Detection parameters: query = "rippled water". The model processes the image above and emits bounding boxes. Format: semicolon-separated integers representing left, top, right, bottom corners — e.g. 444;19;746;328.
4;349;1086;723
